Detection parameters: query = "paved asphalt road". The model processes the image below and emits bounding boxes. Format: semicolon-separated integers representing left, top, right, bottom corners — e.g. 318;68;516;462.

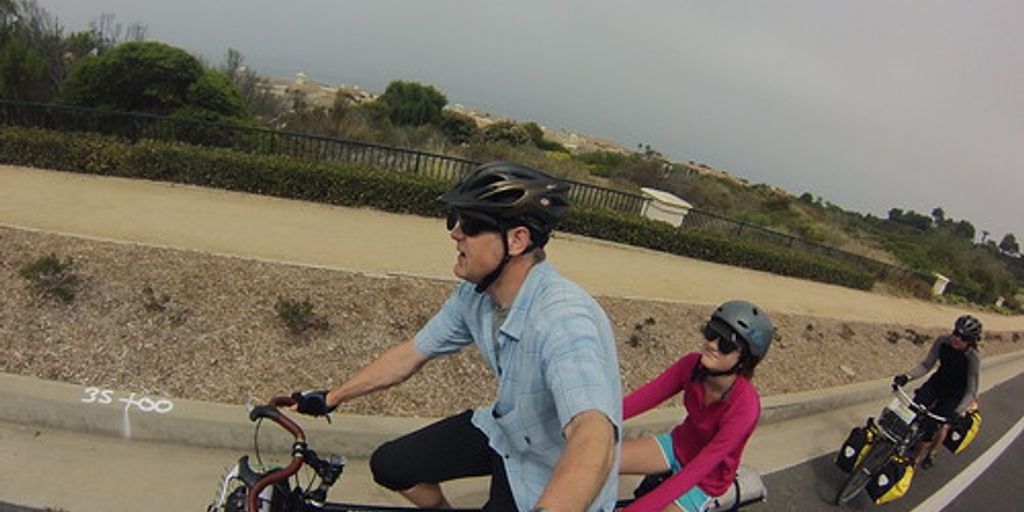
3;373;1019;512
748;372;1024;511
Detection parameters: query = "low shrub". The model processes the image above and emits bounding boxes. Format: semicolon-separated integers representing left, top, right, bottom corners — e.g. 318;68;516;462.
18;253;81;303
142;285;171;312
275;296;330;335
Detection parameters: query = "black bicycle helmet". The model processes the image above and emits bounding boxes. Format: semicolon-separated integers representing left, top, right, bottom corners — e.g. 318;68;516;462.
439;161;570;244
954;314;982;342
711;300;774;361
439;162;570;293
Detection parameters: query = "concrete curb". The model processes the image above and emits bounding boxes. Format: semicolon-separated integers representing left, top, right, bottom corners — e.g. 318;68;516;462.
2;350;1023;458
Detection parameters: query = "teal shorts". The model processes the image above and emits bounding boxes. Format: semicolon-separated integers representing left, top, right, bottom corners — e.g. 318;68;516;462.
655;434;713;512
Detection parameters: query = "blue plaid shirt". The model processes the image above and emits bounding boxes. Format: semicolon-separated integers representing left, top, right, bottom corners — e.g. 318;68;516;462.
414;261;622;511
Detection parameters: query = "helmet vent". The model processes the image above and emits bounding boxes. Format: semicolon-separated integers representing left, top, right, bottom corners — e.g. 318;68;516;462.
488;189;525;205
737;320;749;329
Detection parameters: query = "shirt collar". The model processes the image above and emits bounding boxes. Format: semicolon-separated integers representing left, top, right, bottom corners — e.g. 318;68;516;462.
495;261;552;342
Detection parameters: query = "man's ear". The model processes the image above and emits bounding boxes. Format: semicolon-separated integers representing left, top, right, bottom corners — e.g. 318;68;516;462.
506;226;533;257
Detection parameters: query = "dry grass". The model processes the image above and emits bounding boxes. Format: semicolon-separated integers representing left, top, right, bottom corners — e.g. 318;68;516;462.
2;225;1021;417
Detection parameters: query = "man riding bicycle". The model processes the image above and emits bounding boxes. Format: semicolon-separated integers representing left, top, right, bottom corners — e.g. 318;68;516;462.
892;314;981;470
290;162;623;512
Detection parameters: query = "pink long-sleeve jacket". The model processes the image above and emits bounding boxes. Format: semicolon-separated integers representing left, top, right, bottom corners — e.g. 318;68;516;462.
623;352;760;512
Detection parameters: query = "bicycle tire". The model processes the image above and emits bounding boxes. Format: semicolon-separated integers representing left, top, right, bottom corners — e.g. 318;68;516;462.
834;439;894;505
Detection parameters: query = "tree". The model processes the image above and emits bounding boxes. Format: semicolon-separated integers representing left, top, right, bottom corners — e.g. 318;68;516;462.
480;120;531;146
999;233;1020;255
219;48;286;122
1;3;148;101
180;68;247;120
58;41;246;121
521;121;568;152
376;80;447;126
439;110;478;145
523;121;545;146
951;220;975;241
0;0;61;100
86;12;146;54
887;207;931;231
931;207;946;224
0;35;49;100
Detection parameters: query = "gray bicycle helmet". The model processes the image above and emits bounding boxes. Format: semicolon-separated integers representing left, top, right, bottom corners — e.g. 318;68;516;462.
439;161;570;243
711;300;774;361
954;315;982;342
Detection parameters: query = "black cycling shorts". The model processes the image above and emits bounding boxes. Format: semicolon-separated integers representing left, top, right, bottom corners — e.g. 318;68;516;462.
914;379;963;440
369;409;517;511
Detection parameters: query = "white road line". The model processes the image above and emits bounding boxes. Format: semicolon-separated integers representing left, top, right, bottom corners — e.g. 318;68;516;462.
910;414;1024;512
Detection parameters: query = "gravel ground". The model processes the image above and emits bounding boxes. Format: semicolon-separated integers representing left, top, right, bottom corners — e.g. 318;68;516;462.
2;225;1021;418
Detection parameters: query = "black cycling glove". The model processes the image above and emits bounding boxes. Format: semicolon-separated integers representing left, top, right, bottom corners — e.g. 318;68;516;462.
291;389;336;416
891;374;909;388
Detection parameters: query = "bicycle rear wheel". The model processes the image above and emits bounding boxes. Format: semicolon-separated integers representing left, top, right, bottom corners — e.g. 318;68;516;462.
834;439;894;505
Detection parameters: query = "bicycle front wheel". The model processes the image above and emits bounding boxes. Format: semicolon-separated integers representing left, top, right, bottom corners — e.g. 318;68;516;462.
834;439;894;505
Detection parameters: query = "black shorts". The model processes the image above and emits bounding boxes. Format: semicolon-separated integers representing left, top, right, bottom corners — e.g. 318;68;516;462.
913;379;963;440
369;409;517;511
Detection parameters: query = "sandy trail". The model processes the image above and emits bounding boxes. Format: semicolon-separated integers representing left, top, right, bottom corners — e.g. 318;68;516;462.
2;164;1020;330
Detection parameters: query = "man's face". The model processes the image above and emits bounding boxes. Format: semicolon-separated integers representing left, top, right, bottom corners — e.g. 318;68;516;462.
448;211;506;283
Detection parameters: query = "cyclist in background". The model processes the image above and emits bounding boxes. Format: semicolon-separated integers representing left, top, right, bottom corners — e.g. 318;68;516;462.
620;300;773;512
892;314;982;470
291;162;622;512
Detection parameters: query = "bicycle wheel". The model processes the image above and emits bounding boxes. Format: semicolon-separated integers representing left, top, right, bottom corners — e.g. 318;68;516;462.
834;439;894;505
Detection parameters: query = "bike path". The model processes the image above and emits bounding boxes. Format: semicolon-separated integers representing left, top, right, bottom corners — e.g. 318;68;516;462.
3;164;1022;330
749;371;1024;511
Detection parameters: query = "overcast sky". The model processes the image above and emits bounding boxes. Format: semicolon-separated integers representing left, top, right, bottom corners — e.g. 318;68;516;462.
38;0;1023;241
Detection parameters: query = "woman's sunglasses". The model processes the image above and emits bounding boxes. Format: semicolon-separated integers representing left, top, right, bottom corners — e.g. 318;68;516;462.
953;330;978;343
446;210;501;237
702;321;743;355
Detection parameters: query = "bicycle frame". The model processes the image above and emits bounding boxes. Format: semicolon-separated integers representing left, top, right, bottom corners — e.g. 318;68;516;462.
210;397;760;512
209;396;492;512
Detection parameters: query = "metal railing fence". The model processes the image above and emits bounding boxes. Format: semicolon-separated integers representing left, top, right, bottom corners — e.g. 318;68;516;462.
0;99;931;287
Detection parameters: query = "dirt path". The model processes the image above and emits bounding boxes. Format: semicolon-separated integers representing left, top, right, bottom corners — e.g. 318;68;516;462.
2;164;1021;330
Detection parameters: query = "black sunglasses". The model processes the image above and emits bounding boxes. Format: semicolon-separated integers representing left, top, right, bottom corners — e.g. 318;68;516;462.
446;210;501;237
702;321;743;355
953;330;978;343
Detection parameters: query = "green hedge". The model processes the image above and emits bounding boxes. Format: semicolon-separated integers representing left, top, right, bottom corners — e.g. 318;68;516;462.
564;207;875;290
0;126;874;290
0;126;449;217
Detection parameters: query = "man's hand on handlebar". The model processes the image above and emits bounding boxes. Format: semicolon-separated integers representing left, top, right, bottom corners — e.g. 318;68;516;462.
290;389;337;416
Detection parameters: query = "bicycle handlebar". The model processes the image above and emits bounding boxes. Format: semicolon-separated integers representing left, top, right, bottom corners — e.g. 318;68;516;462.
892;384;949;423
246;395;308;512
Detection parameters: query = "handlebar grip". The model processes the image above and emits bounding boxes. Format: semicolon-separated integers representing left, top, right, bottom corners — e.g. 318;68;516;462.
249;404;282;422
248;397;305;440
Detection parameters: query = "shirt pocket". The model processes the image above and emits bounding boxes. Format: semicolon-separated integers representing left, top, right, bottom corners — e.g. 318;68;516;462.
496;405;562;456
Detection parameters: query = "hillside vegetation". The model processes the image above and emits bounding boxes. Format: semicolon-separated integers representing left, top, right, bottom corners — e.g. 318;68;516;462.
1;0;1020;311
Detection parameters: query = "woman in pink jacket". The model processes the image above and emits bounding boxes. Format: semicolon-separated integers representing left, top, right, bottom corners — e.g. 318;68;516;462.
621;300;774;512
